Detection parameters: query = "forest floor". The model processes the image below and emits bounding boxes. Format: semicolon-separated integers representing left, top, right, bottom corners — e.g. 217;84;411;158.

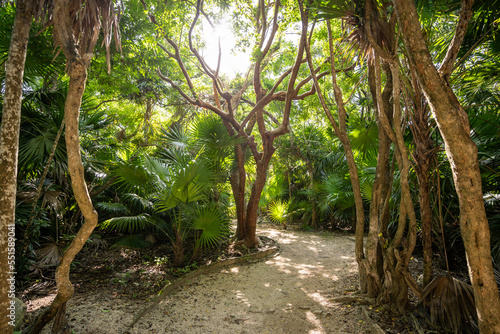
20;223;419;333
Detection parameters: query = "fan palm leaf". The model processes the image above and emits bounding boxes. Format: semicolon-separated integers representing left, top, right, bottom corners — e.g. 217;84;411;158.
418;276;478;333
110;158;157;194
36;236;64;267
161;125;190;150
190;205;230;251
190;114;242;154
268;199;290;225
101;213;155;234
95;202;130;217
121;193;155;213
348;122;379;162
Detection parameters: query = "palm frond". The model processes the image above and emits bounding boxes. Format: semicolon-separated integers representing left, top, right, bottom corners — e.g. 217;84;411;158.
95;202;130;217
36;236;64;267
159;147;193;169
190;114;242;153
418;276;478;333
87;233;109;251
100;213;154;234
349;122;379;162
190;205;230;251
309;0;355;20
161;125;190;150
121;193;155;213
111;159;154;193
268;199;290;225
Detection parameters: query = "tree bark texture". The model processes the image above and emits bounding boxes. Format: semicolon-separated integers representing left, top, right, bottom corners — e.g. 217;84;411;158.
0;1;32;332
293;148;317;229
230;144;247;240
394;0;500;332
363;62;394;298
243;146;275;247
305;159;317;229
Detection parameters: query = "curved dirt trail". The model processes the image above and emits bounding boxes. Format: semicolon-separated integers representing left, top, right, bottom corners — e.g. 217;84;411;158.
130;226;373;334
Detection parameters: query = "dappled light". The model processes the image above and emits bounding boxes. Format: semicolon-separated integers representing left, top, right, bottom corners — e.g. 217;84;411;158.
234;290;252;308
123;225;371;333
7;0;500;332
306;310;325;334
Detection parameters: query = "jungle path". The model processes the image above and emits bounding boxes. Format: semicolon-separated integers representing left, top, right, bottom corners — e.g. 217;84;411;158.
46;225;377;333
128;225;373;334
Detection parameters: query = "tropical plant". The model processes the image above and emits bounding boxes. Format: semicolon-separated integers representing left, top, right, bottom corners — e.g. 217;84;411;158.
36;236;64;267
267;198;290;229
417;276;478;334
188;203;231;257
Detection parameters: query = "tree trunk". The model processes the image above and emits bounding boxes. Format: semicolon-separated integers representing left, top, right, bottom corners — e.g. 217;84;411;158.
394;0;500;331
293;149;317;229
243;147;275;248
24;0;100;332
23;51;98;334
302;17;370;295
418;171;433;287
0;1;32;332
230;144;247;240
305;159;317;229
412;121;435;288
375;59;418;312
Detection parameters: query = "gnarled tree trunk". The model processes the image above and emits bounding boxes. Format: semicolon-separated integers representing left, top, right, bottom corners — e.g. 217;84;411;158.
24;0;102;332
394;0;500;331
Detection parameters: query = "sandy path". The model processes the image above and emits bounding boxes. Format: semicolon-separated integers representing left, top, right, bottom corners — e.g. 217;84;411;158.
37;225;375;333
127;226;372;334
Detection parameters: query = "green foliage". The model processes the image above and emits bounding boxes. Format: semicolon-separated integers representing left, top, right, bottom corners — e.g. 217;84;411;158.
267;199;290;225
260;173;289;208
101;213;156;234
189;204;231;251
0;5;65;84
348;122;378;162
309;0;355;20
190;113;242;178
167;262;199;277
319;173;355;222
95;202;129;217
8;0;500;313
111;159;157;194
